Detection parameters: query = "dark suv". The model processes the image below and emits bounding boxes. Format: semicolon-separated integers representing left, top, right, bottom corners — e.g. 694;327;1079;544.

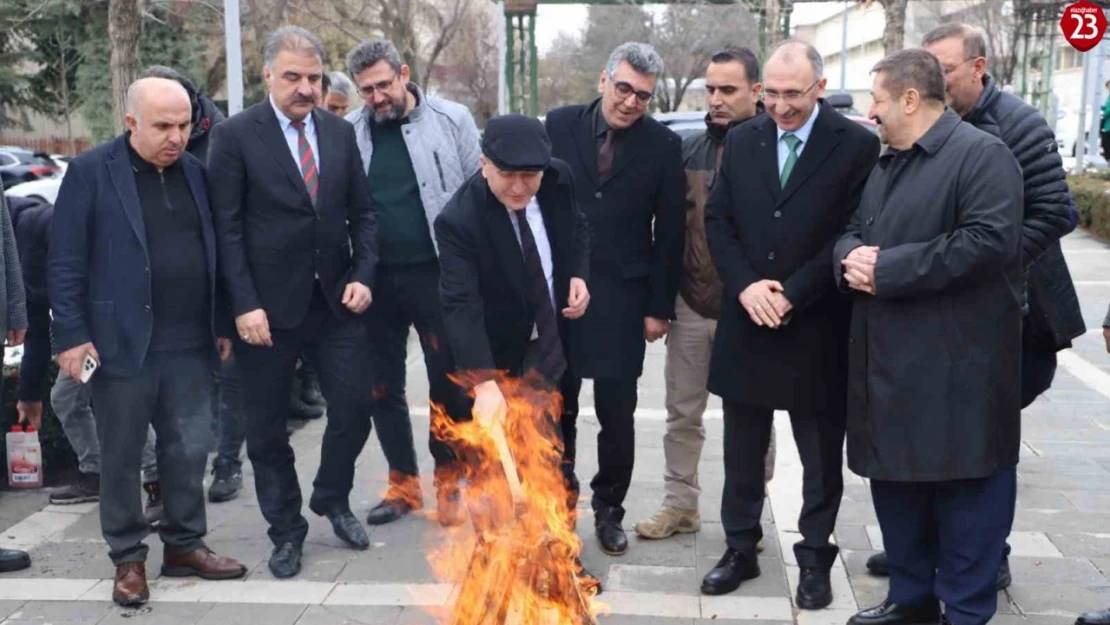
0;147;61;187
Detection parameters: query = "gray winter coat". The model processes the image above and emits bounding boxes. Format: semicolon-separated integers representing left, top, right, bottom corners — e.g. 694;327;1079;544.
346;84;481;254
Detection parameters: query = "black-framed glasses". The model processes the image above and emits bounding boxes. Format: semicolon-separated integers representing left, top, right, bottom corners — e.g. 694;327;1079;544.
358;74;398;98
763;80;819;103
613;80;654;105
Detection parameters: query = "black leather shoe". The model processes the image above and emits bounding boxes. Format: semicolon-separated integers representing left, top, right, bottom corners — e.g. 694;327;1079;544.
997;556;1012;590
866;551;890;576
0;547;30;573
268;542;302;579
300;370;325;407
327;510;370;550
1077;608;1110;625
595;509;628;555
366;498;417;525
700;548;760;595
796;567;832;610
848;600;941;625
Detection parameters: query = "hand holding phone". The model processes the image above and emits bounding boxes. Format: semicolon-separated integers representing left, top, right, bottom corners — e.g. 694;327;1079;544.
79;353;98;383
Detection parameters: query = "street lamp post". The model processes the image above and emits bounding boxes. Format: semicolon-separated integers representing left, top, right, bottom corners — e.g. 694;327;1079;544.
224;0;243;116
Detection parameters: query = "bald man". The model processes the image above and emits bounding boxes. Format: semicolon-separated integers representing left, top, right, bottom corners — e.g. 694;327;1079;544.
49;77;246;608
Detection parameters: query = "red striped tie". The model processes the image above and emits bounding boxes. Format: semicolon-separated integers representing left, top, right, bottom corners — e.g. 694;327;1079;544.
290;119;318;203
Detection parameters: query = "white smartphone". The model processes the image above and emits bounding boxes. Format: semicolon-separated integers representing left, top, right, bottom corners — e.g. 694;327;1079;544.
79;353;98;383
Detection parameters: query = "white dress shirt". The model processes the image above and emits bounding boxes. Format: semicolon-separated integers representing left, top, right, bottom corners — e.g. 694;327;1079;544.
270;95;321;175
507;197;555;339
776;104;820;177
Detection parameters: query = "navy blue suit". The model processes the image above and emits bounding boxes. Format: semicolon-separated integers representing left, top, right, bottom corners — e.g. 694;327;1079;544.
47;133;225;565
49;135;225;374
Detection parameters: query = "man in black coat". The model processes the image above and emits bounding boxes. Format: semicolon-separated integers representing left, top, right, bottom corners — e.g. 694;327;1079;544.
544;41;685;556
836;49;1023;625
864;22;1086;588
702;40;879;605
206;26;378;578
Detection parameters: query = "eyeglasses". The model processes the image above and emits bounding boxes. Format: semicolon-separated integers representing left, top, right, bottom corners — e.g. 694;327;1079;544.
358;75;398;98
612;80;654;105
941;57;976;75
763;80;819;103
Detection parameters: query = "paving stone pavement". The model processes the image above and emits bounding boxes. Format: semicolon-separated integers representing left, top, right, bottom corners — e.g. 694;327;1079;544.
4;231;1110;624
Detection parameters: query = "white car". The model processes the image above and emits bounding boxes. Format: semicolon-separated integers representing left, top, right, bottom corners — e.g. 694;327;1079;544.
5;175;62;205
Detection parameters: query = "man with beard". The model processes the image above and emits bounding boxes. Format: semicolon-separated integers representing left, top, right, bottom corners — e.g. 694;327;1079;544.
207;26;378;578
838;48;1023;625
634;45;777;543
545;42;686;557
701;40;878;606
864;23;1082;591
344;38;481;528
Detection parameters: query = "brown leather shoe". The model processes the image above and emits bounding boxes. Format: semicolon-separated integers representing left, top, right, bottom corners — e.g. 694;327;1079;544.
112;562;149;607
161;547;247;580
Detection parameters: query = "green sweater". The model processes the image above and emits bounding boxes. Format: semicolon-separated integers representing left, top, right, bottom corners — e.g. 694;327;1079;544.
368;118;437;266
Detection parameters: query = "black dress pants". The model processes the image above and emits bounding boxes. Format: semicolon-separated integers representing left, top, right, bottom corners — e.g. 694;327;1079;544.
235;285;374;547
720;399;845;569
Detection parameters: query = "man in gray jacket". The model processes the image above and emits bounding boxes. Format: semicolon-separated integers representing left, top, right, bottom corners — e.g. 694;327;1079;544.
345;38;482;527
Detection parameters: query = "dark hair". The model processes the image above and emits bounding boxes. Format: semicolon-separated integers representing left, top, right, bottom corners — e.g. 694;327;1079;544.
871;48;947;104
921;23;988;60
321;72;331;95
347;39;404;76
710;46;760;84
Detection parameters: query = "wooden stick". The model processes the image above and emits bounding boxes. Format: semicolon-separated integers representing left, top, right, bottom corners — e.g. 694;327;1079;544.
490;421;526;509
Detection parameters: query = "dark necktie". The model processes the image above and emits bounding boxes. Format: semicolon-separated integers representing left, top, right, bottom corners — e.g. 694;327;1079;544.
598;129;615;178
290;119;319;204
512;210;566;382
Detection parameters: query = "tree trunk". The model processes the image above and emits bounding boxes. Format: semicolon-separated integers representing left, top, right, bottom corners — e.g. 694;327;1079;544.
878;0;908;56
108;0;141;134
59;40;74;155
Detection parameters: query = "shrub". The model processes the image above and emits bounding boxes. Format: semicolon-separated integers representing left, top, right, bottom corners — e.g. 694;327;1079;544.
1069;174;1110;240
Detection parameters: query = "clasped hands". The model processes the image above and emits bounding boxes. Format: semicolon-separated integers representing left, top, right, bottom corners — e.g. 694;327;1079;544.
739;280;792;328
842;246;879;295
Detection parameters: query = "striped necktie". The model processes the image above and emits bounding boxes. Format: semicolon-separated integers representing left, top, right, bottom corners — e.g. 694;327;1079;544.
290;119;318;203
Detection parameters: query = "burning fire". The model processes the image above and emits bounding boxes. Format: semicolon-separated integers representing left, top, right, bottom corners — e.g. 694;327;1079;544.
427;371;606;625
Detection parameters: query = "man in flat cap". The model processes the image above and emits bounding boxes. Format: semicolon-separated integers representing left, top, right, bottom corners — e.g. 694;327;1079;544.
434;112;596;585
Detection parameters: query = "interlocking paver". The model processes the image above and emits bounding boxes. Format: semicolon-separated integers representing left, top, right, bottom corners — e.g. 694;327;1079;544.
8;231;1110;623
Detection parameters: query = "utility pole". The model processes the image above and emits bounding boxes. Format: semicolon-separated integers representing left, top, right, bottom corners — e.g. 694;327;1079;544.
224;0;244;116
839;0;849;92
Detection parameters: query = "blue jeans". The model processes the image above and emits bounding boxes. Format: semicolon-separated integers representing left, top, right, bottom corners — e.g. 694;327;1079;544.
211;353;246;472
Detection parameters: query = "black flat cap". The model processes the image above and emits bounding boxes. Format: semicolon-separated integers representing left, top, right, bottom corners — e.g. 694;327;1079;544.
481;114;551;172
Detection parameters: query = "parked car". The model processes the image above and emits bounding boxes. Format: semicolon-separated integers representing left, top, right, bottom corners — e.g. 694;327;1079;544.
0;147;61;187
5;175;62;205
1056;106;1095;157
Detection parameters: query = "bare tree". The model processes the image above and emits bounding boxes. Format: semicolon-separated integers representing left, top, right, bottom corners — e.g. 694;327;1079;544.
651;3;757;112
875;0;909;55
538;32;596;113
431;2;499;125
109;0;142;134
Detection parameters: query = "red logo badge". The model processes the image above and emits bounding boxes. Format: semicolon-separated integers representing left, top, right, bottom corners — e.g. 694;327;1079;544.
1061;0;1107;52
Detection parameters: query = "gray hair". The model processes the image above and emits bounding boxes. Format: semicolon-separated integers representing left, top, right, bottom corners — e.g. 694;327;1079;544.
605;42;664;79
769;39;824;81
922;22;988;60
327;71;355;98
871;48;947;104
347;38;404;77
263;26;325;68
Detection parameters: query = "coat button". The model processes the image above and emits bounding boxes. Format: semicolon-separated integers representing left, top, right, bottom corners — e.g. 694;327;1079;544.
594;191;602;199
867;216;875;225
767;251;775;260
773;210;782;218
144;305;151;312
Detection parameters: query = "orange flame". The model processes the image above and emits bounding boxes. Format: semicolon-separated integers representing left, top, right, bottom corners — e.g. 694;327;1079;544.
426;371;606;625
